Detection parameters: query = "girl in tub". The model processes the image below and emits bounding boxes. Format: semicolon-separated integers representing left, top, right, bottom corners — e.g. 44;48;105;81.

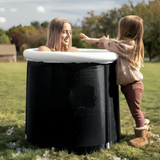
79;15;152;148
38;18;79;52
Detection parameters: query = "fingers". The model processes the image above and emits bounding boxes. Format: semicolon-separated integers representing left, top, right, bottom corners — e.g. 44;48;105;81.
99;35;109;43
103;35;109;38
80;39;86;41
79;33;89;42
100;35;109;39
79;33;88;38
80;38;91;42
99;37;105;42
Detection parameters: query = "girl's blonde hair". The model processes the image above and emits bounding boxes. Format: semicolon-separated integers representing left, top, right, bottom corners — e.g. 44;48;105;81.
46;18;72;51
118;15;144;68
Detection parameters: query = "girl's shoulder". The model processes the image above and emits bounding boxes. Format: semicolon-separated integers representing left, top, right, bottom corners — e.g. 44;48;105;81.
38;46;51;52
113;39;135;51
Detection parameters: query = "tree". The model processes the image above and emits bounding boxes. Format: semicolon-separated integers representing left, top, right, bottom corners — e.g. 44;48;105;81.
22;28;47;50
81;10;119;48
81;9;119;39
41;21;49;29
5;25;35;55
142;0;160;60
11;32;23;53
0;28;10;44
19;43;28;56
98;9;119;38
72;25;93;48
6;25;35;39
31;21;40;29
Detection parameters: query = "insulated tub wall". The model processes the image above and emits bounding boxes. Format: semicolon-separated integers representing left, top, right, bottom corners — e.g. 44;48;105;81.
26;61;120;154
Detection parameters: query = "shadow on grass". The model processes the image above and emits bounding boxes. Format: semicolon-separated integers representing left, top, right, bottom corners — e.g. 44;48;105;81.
0;125;40;152
119;133;135;143
0;125;89;155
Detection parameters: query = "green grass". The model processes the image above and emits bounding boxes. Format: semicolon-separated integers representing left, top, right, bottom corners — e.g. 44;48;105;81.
0;62;160;160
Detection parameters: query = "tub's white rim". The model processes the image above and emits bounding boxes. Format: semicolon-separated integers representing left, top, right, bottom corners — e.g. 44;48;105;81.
23;48;119;64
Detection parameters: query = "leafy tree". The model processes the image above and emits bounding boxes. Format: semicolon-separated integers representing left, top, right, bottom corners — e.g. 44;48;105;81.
5;25;35;55
81;10;119;48
81;11;100;38
41;21;49;29
19;43;28;55
117;1;134;17
11;32;23;53
6;25;35;40
72;25;93;48
98;9;119;38
22;28;47;50
31;21;40;29
81;9;119;41
140;0;160;60
0;28;10;44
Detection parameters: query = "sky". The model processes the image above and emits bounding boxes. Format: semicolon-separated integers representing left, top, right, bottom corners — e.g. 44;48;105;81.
0;0;148;31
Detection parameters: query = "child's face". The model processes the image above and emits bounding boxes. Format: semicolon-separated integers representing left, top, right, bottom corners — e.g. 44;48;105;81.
61;23;72;48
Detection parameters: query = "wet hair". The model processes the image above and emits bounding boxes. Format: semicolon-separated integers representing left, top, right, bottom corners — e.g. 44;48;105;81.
46;17;72;51
118;15;144;68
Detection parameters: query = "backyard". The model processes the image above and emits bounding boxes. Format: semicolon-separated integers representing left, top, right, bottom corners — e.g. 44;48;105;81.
0;61;160;160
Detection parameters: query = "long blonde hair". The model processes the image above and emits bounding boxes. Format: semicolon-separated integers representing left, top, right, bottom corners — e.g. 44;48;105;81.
118;15;144;68
46;18;72;51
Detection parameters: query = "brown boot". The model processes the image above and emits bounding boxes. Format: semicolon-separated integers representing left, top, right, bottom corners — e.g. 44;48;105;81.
144;119;152;139
128;125;148;147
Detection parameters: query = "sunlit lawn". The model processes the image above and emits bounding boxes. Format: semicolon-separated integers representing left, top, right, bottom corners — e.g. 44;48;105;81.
0;61;160;160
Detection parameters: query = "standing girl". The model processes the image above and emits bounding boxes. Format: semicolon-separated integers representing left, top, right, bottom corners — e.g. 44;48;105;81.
79;15;152;147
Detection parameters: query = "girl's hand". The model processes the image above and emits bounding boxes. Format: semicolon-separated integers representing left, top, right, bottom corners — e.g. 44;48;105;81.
99;35;109;43
79;33;99;44
97;35;109;48
79;33;89;39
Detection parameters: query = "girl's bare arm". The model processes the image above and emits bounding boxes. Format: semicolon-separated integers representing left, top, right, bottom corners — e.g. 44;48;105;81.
79;33;109;49
79;33;99;44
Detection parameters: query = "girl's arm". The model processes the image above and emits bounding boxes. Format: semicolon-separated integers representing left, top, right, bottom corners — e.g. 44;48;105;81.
79;33;99;44
80;33;132;61
102;38;134;62
79;33;108;48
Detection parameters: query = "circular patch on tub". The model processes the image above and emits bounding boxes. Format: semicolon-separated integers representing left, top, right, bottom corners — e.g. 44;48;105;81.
69;84;96;109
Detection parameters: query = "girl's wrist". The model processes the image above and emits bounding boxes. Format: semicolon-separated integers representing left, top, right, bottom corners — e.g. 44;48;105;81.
90;38;100;44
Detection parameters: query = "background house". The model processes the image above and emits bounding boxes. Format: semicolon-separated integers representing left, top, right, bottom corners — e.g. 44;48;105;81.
0;44;17;62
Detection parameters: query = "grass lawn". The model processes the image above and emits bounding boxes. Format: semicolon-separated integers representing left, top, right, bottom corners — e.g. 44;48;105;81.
0;61;160;160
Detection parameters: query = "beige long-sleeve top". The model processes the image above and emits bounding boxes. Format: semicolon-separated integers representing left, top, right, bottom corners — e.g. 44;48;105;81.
103;39;143;86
